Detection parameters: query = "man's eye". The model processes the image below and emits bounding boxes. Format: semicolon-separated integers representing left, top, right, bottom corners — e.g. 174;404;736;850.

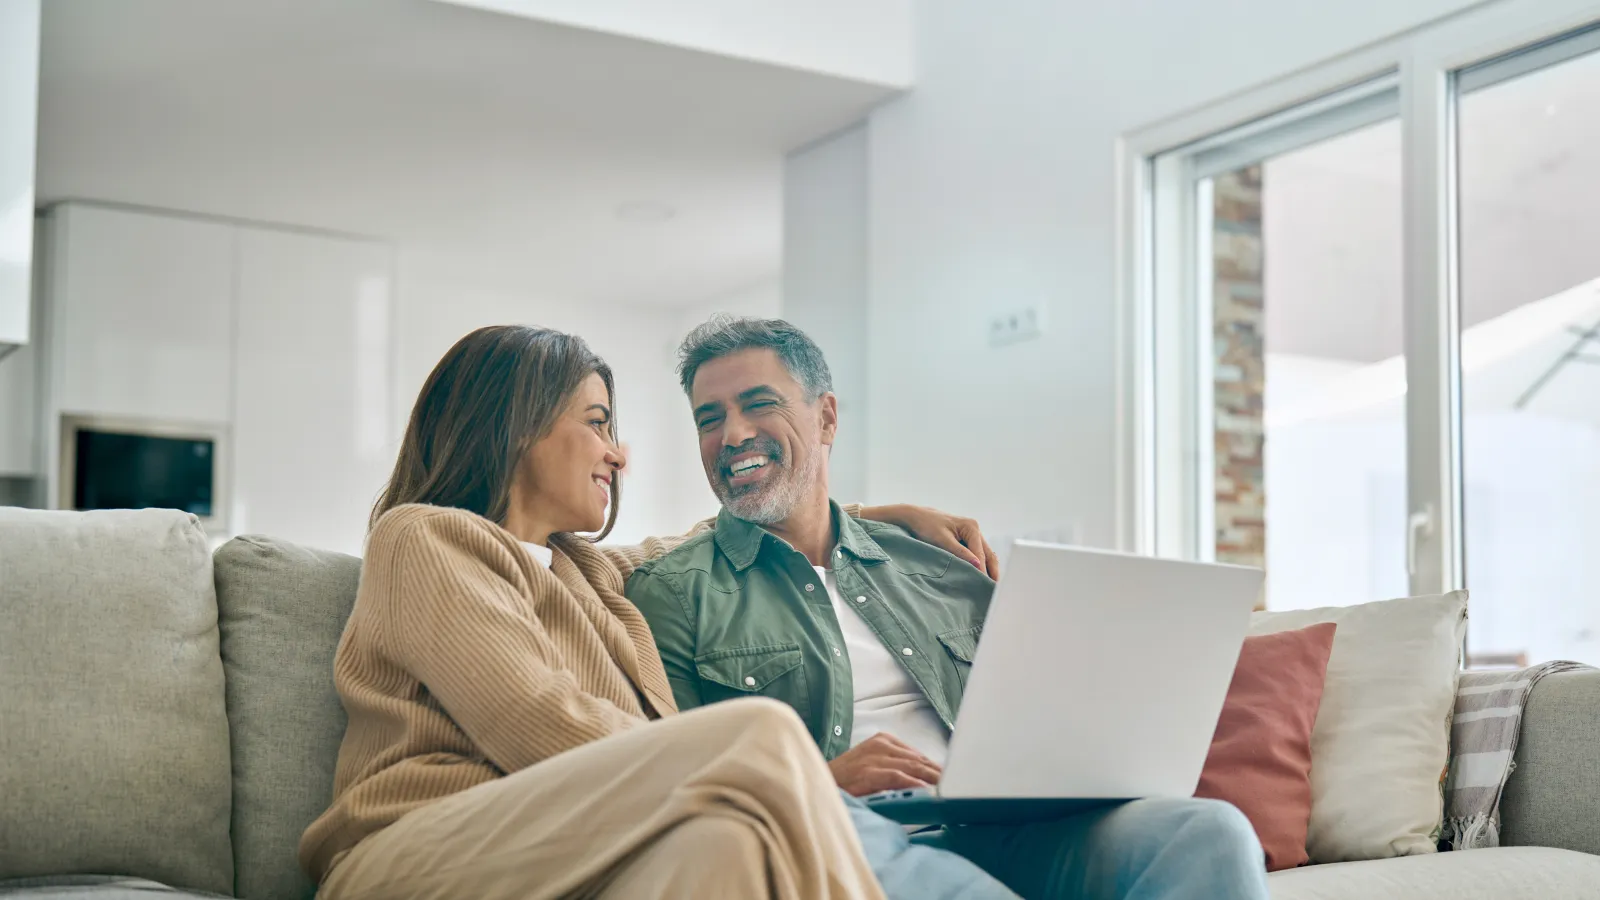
698;417;722;431
748;401;776;411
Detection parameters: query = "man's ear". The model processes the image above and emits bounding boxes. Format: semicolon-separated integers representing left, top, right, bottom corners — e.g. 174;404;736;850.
818;392;840;447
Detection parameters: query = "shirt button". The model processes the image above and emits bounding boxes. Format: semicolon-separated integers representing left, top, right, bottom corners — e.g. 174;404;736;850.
902;647;914;656
805;583;815;592
744;676;756;686
833;647;842;656
854;595;866;603
834;725;843;736
836;549;843;558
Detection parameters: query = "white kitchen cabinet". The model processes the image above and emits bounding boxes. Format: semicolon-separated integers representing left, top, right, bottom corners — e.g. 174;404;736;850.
46;204;236;425
0;340;34;476
232;228;394;556
0;0;39;347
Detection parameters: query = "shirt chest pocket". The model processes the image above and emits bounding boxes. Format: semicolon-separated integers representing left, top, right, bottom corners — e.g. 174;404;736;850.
936;625;982;691
694;643;810;721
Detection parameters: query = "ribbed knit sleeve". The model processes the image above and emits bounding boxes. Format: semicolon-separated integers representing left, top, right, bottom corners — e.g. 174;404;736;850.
369;509;640;774
598;516;717;582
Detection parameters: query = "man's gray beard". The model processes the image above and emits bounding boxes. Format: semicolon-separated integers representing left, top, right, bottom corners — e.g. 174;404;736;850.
718;450;823;526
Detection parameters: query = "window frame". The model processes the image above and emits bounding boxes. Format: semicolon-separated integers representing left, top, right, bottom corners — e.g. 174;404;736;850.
1115;0;1600;600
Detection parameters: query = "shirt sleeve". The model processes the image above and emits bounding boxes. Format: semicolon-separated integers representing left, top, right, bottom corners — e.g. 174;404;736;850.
597;517;717;582
374;512;641;774
624;569;704;712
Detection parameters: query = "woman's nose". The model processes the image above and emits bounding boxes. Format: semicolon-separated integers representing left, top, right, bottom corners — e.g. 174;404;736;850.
607;443;628;472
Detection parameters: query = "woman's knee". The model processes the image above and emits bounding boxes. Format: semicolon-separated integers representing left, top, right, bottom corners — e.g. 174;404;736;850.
691;696;813;743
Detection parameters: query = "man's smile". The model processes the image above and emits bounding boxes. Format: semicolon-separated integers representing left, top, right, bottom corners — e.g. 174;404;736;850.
724;452;777;490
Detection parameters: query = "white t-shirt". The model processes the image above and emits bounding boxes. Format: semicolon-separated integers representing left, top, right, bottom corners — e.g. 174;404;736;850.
814;561;951;766
522;542;553;568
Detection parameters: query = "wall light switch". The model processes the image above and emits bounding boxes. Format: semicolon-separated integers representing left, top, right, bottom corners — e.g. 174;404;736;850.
988;304;1045;347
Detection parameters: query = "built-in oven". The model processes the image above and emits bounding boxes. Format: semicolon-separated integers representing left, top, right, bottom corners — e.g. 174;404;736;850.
58;414;229;533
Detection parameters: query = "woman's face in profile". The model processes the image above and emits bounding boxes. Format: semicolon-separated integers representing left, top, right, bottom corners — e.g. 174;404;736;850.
520;373;624;535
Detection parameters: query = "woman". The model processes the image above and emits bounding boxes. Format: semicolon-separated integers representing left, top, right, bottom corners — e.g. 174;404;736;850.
299;325;1016;900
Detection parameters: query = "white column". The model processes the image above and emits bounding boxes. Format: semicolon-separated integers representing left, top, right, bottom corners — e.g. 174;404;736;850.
783;124;869;503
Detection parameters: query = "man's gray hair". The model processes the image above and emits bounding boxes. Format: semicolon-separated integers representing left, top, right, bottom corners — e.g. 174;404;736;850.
676;315;834;401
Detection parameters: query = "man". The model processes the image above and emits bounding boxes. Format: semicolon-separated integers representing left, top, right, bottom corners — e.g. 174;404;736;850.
626;316;1271;900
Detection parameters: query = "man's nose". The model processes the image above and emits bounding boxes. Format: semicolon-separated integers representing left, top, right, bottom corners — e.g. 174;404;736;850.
721;411;757;448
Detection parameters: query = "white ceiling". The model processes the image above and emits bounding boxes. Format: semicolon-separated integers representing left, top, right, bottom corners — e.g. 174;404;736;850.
35;0;898;306
1263;47;1600;362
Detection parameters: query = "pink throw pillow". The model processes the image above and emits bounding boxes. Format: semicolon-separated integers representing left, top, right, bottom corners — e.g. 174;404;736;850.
1195;622;1337;872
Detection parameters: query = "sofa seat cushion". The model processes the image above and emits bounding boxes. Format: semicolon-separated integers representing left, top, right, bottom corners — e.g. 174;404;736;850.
0;876;229;898
0;509;233;895
213;535;363;900
1268;847;1600;900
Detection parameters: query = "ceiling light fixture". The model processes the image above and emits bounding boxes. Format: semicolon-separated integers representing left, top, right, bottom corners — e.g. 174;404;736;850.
615;201;677;223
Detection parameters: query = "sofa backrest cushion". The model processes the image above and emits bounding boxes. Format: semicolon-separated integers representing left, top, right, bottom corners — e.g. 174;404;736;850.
213;535;361;900
1501;668;1600;856
0;508;234;895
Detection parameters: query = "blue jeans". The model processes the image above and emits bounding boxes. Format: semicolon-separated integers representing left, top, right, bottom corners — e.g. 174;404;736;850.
840;791;1020;899
915;798;1271;900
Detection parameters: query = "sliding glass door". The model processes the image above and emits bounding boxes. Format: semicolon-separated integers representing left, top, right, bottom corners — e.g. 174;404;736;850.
1455;31;1600;666
1148;83;1409;611
1128;3;1600;662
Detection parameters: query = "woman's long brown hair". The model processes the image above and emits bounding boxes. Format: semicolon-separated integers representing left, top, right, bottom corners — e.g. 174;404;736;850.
372;325;621;540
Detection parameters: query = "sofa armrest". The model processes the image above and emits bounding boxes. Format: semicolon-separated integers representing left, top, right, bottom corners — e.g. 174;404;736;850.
1500;668;1600;855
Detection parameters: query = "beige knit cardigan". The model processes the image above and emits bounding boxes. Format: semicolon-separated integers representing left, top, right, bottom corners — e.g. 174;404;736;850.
298;503;704;881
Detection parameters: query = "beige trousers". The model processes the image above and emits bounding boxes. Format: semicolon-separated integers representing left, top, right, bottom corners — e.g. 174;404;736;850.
319;698;886;900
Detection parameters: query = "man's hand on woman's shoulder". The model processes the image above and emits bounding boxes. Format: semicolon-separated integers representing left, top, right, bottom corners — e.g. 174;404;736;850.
861;504;1001;579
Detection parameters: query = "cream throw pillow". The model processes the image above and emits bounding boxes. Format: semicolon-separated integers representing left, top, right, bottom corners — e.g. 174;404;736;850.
1250;591;1467;863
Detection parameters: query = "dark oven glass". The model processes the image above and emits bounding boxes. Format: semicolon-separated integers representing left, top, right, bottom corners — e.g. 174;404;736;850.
73;429;215;517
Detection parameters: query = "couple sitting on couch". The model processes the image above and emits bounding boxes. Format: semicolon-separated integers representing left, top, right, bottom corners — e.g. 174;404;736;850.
298;317;1270;900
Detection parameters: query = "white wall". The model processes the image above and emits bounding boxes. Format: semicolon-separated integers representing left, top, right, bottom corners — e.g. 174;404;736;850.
784;125;869;502
433;0;914;87
849;0;1484;547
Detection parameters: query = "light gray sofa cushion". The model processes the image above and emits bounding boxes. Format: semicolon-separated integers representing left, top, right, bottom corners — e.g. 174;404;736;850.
1266;846;1600;899
0;509;233;896
213;536;362;900
0;875;229;898
1501;668;1600;856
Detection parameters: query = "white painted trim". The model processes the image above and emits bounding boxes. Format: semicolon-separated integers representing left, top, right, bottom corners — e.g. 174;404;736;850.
1115;36;1407;561
1149;151;1198;559
1112;139;1154;555
1194;176;1217;564
1399;52;1464;596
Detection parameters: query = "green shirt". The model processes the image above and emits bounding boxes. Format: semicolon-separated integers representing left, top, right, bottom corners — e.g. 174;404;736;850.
625;502;994;759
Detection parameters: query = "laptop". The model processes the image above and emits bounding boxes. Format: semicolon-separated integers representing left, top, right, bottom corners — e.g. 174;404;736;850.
863;540;1264;825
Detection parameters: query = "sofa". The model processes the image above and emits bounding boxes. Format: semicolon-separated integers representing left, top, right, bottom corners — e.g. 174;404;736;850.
1;507;1598;900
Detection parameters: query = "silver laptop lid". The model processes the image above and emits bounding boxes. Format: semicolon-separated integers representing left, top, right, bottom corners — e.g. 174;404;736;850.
939;541;1263;800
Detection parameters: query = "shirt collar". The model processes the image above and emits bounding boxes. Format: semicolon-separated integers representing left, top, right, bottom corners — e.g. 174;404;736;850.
521;541;553;568
714;501;890;572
